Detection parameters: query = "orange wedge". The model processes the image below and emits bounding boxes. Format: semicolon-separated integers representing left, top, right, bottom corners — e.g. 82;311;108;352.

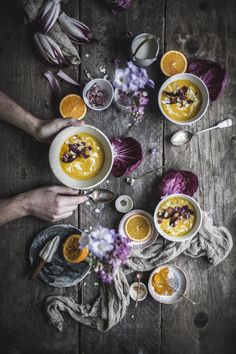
59;94;87;120
63;234;89;264
125;214;151;242
160;50;187;77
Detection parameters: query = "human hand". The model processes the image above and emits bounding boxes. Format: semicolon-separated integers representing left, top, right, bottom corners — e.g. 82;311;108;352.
33;118;84;143
23;186;88;222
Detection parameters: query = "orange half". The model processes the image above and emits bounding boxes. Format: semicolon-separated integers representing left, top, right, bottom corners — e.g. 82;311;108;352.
160;50;187;77
63;234;89;264
59;94;87;120
125;214;151;242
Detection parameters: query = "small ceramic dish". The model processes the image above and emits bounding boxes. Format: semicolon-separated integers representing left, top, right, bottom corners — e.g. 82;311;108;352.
49;125;113;190
118;209;158;249
158;73;209;125
82;78;114;111
153;193;202;242
115;195;134;213
148;264;187;304
129;282;148;302
29;224;90;288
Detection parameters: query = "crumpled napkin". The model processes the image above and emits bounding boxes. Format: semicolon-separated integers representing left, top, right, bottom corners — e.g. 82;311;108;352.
44;211;233;332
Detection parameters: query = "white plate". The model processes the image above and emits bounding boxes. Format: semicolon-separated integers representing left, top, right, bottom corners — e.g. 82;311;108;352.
49;125;114;190
148;264;187;304
118;209;158;249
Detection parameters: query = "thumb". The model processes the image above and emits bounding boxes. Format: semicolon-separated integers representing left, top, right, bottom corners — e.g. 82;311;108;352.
57;118;84;130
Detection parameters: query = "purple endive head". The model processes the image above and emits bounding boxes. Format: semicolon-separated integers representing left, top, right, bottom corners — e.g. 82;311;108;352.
34;32;67;66
58;12;92;44
38;0;61;33
43;71;60;98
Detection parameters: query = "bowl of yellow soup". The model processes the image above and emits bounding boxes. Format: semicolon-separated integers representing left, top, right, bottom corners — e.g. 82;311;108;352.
158;73;209;125
154;194;202;242
49;125;113;190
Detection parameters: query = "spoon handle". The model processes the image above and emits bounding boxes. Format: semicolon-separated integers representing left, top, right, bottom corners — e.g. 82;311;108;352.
195;125;219;135
182;293;196;306
135;278;141;308
170;284;196;305
195;119;232;136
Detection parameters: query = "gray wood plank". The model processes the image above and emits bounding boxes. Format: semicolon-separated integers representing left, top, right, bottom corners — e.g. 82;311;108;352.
0;3;79;354
78;0;165;353
162;1;236;354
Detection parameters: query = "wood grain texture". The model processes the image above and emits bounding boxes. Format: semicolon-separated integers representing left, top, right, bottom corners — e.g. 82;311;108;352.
0;0;235;353
162;1;236;354
0;2;79;354
78;0;165;353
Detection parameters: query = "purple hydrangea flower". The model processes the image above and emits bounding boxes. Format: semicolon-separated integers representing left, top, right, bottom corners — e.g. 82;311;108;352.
87;226;114;259
113;61;155;93
85;226;130;283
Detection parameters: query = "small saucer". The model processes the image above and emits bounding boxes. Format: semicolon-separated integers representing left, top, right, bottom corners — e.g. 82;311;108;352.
118;209;158;249
148;264;187;304
115;195;133;213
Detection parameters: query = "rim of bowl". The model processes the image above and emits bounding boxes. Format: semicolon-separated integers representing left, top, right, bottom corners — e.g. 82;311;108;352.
153;193;202;242
49;124;114;190
148;264;187;304
158;73;209;126
82;78;114;111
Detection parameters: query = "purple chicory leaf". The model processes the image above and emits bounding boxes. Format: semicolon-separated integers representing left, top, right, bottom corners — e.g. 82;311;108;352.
159;170;199;197
187;58;228;102
34;32;67;66
105;0;133;11
43;71;60;98
58;12;92;44
38;0;61;33
111;137;143;177
56;69;80;86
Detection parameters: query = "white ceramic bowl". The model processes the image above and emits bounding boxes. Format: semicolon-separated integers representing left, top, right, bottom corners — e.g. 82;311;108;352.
158;73;209;125
49;125;113;190
153;193;202;242
83;78;114;111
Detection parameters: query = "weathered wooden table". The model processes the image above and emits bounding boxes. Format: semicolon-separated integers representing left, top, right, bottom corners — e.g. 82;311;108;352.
0;0;236;353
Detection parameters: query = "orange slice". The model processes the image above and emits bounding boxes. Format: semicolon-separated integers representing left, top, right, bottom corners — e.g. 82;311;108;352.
160;51;187;77
63;234;89;264
125;214;151;242
152;267;173;295
59;94;87;120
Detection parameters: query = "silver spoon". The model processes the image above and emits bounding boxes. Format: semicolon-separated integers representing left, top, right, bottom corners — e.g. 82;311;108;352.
171;118;233;146
135;273;142;308
87;189;116;203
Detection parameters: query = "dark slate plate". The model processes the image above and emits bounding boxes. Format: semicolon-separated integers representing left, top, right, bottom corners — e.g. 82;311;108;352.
29;224;90;288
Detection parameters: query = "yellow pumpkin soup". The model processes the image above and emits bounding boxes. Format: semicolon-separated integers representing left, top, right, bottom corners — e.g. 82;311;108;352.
157;197;195;237
161;79;202;122
60;133;104;180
